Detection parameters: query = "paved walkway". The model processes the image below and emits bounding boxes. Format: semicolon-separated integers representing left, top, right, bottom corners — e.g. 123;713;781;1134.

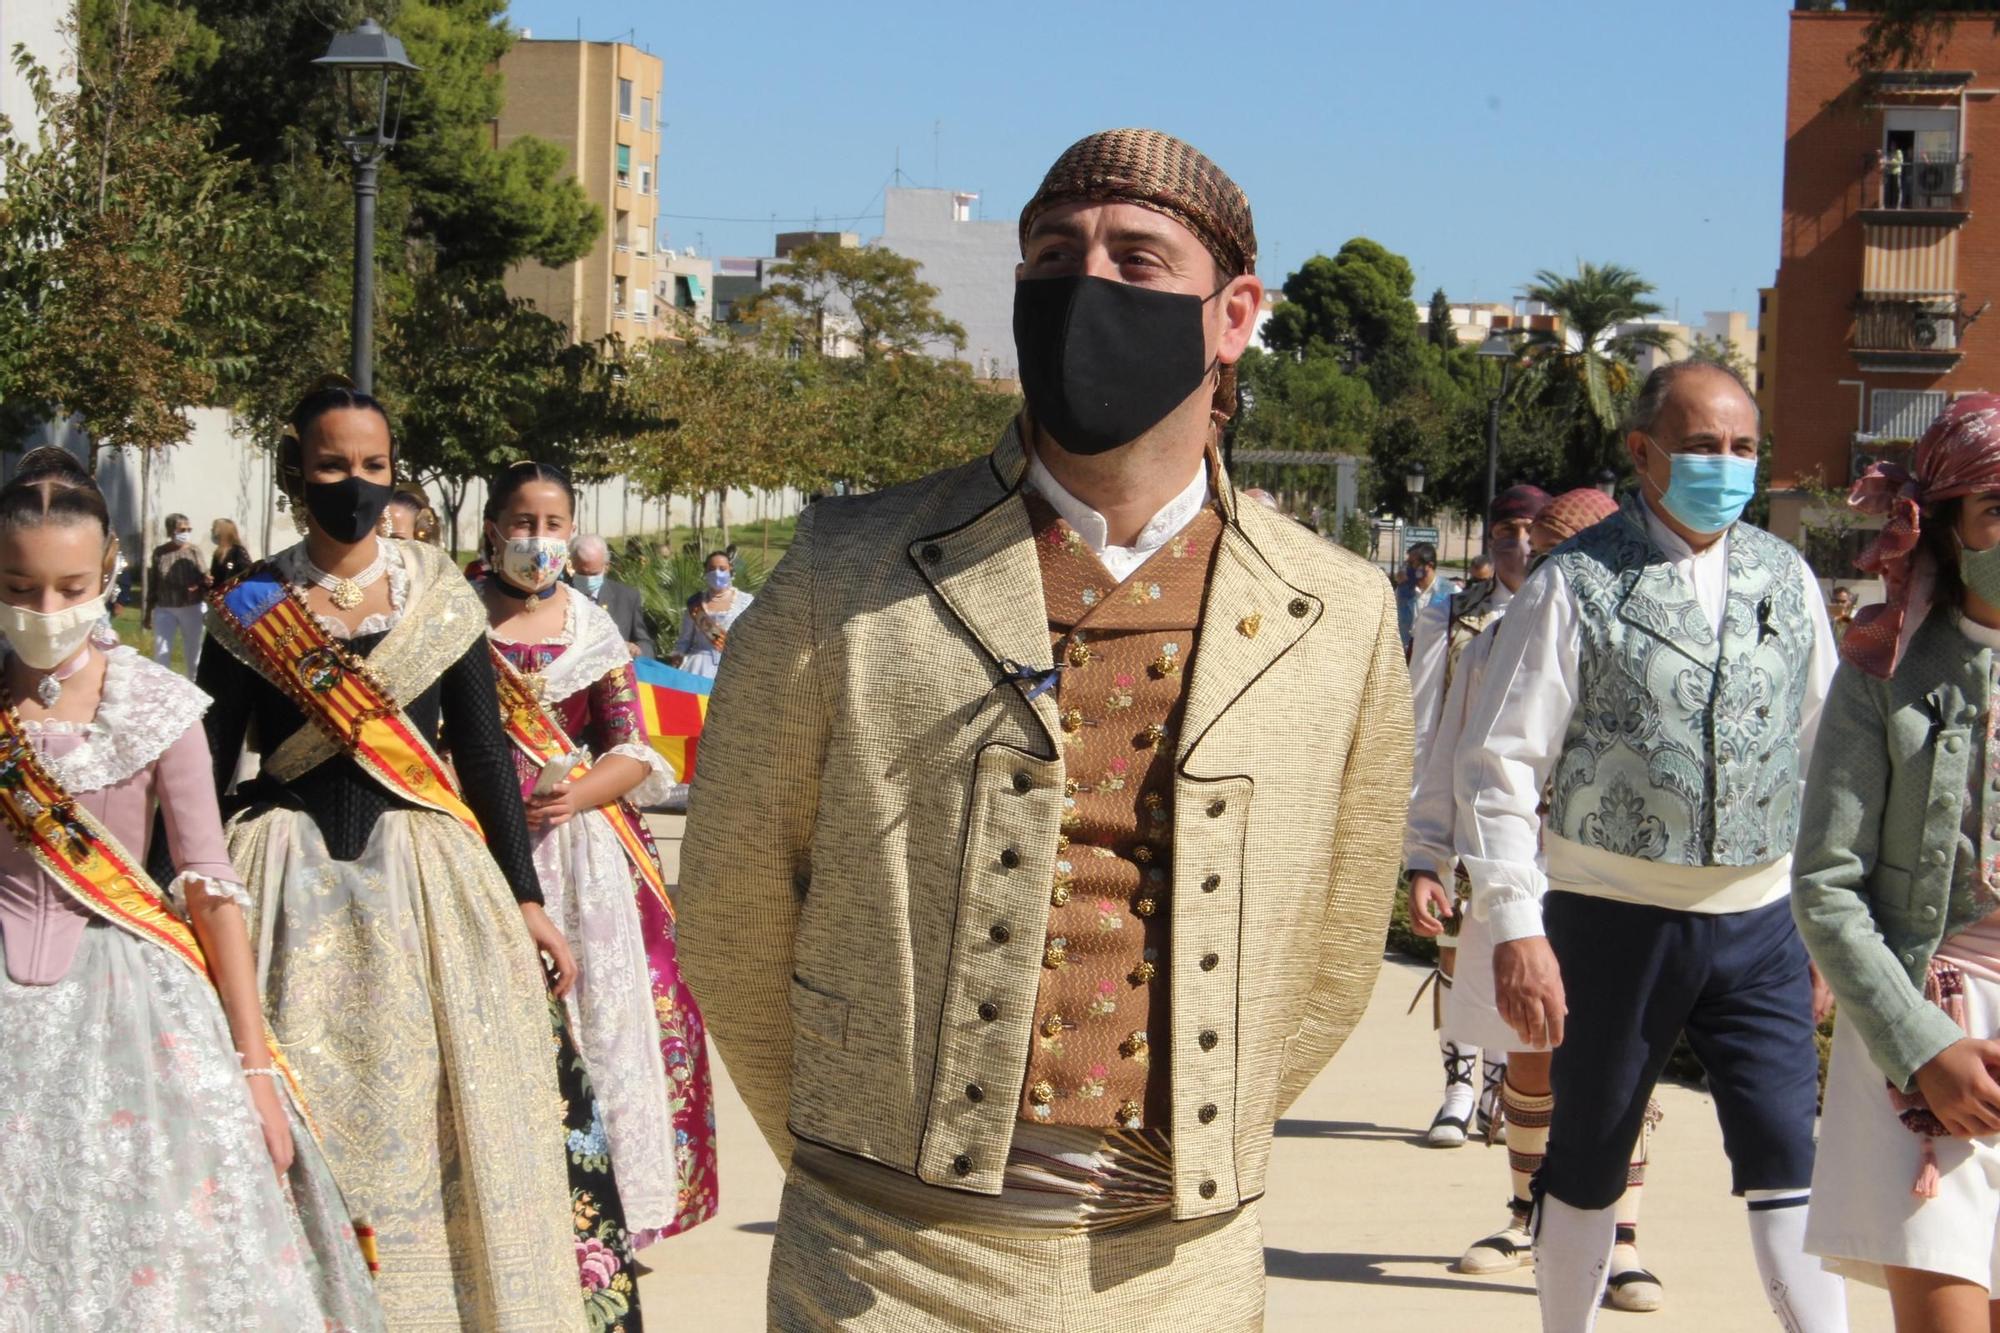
640;816;1890;1330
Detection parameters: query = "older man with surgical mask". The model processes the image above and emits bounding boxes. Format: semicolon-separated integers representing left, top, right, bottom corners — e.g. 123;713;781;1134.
567;533;654;658
679;128;1411;1332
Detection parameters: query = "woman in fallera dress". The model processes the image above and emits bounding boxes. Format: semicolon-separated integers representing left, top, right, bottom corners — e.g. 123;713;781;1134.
194;386;641;1331
0;448;382;1332
478;461;719;1245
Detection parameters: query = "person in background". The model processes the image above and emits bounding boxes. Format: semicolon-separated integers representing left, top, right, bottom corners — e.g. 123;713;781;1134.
1796;394;2000;1331
1468;553;1496;585
1396;541;1455;655
569;534;655;659
144;512;208;678
1830;584;1856;643
1455;361;1845;1331
209;517;252;586
669;550;750;679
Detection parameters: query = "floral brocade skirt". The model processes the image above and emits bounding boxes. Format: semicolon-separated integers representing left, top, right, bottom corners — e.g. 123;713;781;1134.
537;800;718;1248
226;804;643;1332
0;922;384;1332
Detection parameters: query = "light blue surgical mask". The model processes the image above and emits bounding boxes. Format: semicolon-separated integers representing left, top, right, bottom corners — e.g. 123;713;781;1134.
1649;440;1758;534
706;568;732;592
575;571;606;597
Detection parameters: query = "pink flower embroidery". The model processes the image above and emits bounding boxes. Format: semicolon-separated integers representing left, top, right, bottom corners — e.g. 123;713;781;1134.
576;1237;622;1291
131;1268;157;1287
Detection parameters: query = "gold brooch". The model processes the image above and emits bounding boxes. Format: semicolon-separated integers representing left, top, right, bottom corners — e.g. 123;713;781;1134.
1237;613;1261;640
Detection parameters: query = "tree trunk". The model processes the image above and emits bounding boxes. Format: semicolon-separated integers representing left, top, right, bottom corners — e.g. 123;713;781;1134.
717;488;730;548
136;445;152;627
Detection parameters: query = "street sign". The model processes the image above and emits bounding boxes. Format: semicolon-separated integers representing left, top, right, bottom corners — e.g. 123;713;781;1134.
1402;526;1440;556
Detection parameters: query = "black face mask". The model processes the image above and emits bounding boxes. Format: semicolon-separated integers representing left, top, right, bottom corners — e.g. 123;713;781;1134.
303;476;395;544
1012;274;1214;456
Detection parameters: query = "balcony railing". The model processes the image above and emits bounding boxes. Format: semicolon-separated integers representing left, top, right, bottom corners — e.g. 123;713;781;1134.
1854;297;1963;352
1863;153;1971;213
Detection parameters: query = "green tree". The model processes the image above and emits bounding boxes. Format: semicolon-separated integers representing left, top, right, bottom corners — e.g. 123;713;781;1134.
1427;287;1456;349
1839;1;2000;71
1516;262;1676;485
1262;238;1421;368
737;237;966;363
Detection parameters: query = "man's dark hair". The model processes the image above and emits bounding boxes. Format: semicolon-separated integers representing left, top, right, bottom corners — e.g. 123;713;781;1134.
1625;360;1759;437
1407;542;1438;567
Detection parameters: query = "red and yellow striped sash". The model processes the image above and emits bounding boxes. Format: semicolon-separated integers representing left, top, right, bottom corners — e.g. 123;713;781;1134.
212;581;482;837
488;644;671;913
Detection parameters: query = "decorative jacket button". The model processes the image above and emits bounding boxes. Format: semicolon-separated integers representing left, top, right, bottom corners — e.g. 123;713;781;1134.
1001;847;1022;869
1902;952;1917;966
1013;772;1033;794
965;1082;985;1103
1199;1179;1219;1199
1922;905;1940;920
1198;1103;1218;1124
1206;799;1227;818
923;544;943;564
1201;874;1221;893
1029;1080;1055;1105
1946;736;1965;754
1288;598;1310;618
977;1001;999;1022
989;924;1011;944
1199;1029;1219;1051
1201;952;1220;971
953;1154;973;1176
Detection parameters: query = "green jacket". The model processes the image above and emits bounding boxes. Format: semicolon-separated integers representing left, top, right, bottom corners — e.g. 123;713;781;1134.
1794;607;1990;1089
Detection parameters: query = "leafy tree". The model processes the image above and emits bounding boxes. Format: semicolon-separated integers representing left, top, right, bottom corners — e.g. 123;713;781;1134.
1515;262;1676;485
1427;287;1457;349
1839;1;2000;72
1262;238;1425;401
1232;347;1377;512
1687;332;1754;381
736;237;966;363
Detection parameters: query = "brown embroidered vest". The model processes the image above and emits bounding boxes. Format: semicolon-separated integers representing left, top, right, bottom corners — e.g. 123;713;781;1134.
1018;494;1225;1133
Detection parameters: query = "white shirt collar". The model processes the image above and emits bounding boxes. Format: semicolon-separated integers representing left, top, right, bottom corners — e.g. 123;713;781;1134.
1638;494;1728;563
1023;450;1211;564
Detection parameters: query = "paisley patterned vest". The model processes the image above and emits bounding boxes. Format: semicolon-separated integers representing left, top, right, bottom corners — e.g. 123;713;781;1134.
1547;500;1813;867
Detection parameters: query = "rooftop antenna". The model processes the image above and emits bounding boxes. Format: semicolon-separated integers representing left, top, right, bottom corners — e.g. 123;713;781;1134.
894;146;904;187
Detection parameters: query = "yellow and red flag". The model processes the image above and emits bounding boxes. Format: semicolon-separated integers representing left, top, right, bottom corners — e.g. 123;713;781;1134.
634;658;711;784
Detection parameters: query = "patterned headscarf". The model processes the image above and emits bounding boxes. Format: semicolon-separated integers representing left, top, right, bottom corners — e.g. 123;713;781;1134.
1531;488;1621;550
1845;392;2000;678
1020;129;1256;421
1490;484;1552;526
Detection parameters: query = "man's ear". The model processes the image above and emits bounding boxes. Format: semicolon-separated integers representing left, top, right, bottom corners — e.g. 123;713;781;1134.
1216;273;1265;366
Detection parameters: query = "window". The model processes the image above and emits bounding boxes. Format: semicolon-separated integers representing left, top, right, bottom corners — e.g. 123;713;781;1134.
614;275;628;315
614;210;631;251
640;98;653;129
633;287;650;322
616;144;631;186
618;79;633;118
1870;388;1947;439
638;165;653;196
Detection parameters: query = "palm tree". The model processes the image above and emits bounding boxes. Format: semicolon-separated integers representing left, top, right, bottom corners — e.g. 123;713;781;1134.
1515;262;1678;484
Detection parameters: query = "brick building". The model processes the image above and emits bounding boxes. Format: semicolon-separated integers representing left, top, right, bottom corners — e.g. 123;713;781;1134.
1770;7;2000;552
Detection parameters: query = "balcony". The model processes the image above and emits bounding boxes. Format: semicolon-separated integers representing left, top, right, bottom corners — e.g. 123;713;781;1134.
1861;153;1972;224
1852;296;1972;372
1850;435;1915;486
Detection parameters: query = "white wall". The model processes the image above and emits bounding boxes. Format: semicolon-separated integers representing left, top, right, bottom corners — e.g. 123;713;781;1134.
34;407;800;561
0;0;71;157
878;187;1019;378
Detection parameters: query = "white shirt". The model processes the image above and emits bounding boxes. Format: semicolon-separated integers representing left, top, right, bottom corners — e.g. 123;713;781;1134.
1024;452;1211;583
1405;611;1509;878
1454;499;1839;944
1409;582;1513;776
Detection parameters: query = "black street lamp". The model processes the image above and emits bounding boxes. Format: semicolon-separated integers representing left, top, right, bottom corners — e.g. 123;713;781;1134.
1476;328;1530;550
1404;460;1427;527
1595;467;1619;497
314;19;418;395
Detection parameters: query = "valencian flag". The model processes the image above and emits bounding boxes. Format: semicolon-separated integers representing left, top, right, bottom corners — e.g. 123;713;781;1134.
633;658;712;783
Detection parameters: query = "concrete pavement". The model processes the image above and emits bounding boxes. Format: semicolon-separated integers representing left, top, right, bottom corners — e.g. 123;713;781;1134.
640;815;1891;1330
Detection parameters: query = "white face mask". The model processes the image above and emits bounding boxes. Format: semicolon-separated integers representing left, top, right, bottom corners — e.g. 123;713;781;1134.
498;536;570;593
1;599;104;671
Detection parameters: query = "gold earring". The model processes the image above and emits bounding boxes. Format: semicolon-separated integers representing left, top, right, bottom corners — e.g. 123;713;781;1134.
379;507;394;538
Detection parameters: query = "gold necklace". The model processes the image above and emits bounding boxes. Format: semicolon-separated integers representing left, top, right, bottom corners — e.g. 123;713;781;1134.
301;547;386;612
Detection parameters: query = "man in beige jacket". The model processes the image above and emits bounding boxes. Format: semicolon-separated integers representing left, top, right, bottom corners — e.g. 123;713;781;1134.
680;128;1411;1332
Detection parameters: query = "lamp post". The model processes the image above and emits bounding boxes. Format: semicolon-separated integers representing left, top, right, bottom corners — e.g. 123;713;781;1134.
1595;467;1619;497
1403;460;1427;561
1476;329;1523;548
314;19;419;395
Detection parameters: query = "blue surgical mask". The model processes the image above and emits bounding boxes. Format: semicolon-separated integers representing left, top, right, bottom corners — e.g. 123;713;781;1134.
1650;441;1757;534
706;568;732;592
575;572;606;597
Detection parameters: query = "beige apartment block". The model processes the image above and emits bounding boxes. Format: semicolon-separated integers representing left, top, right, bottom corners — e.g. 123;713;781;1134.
497;39;663;345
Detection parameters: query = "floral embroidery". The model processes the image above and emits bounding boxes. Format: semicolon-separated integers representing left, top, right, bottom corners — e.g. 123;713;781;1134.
1081;588;1100;607
1169;536;1191;559
1087;978;1120;1017
1129;581;1163;605
1096;899;1125;931
1076;1064;1110;1098
1107;687;1134;710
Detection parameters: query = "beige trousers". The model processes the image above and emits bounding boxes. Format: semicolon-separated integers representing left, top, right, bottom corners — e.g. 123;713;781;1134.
767;1167;1266;1332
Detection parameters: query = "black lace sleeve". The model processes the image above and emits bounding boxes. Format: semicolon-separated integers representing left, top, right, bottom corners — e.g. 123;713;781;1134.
438;635;544;904
197;633;254;805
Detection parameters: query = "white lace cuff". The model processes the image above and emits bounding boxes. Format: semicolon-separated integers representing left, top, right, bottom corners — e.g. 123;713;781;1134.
167;872;254;917
604;741;674;806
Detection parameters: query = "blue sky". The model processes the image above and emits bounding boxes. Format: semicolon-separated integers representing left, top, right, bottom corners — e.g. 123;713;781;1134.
507;0;1793;320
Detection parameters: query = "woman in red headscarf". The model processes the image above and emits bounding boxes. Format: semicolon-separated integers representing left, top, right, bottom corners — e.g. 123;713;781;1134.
1796;392;2000;1328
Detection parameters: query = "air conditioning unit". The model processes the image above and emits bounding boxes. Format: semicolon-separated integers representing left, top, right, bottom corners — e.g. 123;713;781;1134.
1914;313;1958;349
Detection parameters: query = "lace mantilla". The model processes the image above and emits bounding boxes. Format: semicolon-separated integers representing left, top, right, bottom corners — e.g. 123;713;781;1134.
165;870;254;916
504;587;634;707
274;540;410;640
16;647;210;793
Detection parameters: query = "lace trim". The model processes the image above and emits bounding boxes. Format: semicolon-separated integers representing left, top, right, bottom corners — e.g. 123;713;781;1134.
273;540;410;640
19;648;210;793
603;741;673;806
165;871;254;917
535;592;634;706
